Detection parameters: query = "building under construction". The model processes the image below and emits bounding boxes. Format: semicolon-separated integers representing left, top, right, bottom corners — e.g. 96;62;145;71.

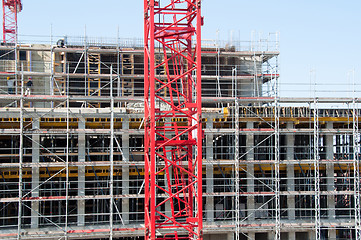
0;32;359;240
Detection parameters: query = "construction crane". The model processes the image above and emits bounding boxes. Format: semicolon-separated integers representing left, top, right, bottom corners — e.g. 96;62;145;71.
2;0;22;43
144;0;203;239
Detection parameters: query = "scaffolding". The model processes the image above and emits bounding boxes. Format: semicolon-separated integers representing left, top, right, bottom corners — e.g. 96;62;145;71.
0;34;360;240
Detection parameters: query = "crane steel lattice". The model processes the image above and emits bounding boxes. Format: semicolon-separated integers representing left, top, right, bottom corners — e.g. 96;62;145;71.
2;0;21;43
144;0;203;239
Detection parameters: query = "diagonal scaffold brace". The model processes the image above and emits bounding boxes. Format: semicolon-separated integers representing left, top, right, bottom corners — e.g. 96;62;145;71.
144;0;203;239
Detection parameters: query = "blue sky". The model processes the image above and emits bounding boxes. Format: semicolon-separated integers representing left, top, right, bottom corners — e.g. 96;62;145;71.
16;0;361;98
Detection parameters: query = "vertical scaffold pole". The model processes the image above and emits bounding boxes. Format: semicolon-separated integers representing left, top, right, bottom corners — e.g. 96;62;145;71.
274;95;280;240
64;63;70;240
144;1;203;239
233;68;240;240
313;99;321;240
353;98;361;239
17;64;24;240
110;65;114;239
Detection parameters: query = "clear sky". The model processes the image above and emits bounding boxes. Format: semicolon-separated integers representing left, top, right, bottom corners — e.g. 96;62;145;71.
16;0;361;98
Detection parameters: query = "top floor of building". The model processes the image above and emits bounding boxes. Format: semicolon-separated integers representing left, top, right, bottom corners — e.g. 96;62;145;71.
0;36;279;106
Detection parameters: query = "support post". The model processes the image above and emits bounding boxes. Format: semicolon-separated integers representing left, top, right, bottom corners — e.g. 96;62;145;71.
286;122;295;161
78;118;86;227
287;163;295;221
31;118;40;229
164;132;172;218
353;99;360;238
288;232;296;240
110;70;114;239
286;122;295;221
326;122;335;220
206;115;214;222
234;95;240;240
17;63;24;240
122;117;129;225
248;232;255;240
313;100;321;240
274;97;280;240
328;229;336;240
246;121;255;221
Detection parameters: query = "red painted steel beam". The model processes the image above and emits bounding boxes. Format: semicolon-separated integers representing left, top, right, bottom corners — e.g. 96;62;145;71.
144;1;203;239
2;0;22;43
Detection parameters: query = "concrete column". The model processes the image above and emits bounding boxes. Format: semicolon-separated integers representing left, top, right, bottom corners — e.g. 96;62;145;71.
246;122;255;221
286;122;295;161
31;118;40;229
326;161;335;219
328;229;336;239
164;173;172;217
311;230;316;240
247;232;255;240
326;122;334;161
77;118;86;226
122;117;130;224
227;232;234;240
287;164;295;220
286;122;295;221
246;122;254;161
326;122;335;219
165;133;172;218
247;163;255;221
288;231;296;240
206;116;214;222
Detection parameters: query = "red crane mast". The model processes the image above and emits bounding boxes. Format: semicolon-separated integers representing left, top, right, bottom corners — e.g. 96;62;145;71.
144;0;203;239
2;0;22;43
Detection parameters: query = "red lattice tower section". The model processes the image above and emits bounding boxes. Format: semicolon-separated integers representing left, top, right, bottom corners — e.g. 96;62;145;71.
144;0;203;239
2;0;22;43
